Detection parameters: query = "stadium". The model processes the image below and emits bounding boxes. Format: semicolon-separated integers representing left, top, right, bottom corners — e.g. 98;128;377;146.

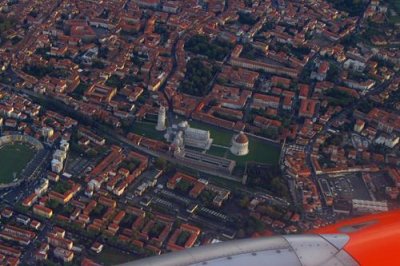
0;134;46;189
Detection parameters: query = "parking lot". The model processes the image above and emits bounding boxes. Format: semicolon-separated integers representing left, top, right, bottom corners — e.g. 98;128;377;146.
330;174;372;201
65;155;96;177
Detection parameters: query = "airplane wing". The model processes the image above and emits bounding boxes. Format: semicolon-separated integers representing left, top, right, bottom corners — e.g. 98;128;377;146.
119;210;400;266
119;233;357;266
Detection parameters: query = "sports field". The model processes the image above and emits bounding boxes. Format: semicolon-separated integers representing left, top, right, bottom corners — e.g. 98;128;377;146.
0;143;36;184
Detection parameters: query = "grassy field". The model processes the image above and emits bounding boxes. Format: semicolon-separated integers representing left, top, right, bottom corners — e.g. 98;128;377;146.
188;120;233;146
130;119;281;166
227;137;281;166
207;146;229;157
131;121;165;141
89;247;139;266
0;143;35;184
189;120;281;165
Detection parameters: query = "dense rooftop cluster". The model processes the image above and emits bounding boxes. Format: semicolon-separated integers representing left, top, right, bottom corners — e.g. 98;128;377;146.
0;0;400;265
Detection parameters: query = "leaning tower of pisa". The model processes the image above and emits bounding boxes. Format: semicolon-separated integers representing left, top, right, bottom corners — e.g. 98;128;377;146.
156;105;167;131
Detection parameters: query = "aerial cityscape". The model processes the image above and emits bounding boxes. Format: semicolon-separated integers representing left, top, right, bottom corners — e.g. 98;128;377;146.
0;0;399;265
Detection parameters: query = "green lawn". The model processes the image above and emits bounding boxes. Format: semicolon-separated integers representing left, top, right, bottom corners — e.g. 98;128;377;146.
89;247;139;266
0;143;35;184
188;120;233;146
189;120;281;165
228;137;281;166
207;146;229;157
131;122;165;141
130;119;281;166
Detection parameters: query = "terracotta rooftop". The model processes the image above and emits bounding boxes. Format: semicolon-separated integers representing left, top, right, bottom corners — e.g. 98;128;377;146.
235;132;249;144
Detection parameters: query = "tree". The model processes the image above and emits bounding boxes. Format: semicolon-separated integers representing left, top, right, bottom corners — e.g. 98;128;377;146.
325;88;355;106
200;190;216;205
326;63;340;82
185;35;234;61
92;204;106;217
0;15;16;37
262;22;275;31
92;59;105;69
246;164;289;199
176;179;193;194
99;46;109;59
256;204;282;219
176;231;191;246
47;199;61;211
178;58;216;96
87;149;98;158
270;177;289;199
358;99;375;113
247;216;265;232
238;11;258;25
239;195;250;208
327;0;368;16
241;44;265;60
262;127;279;139
154;157;167;170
